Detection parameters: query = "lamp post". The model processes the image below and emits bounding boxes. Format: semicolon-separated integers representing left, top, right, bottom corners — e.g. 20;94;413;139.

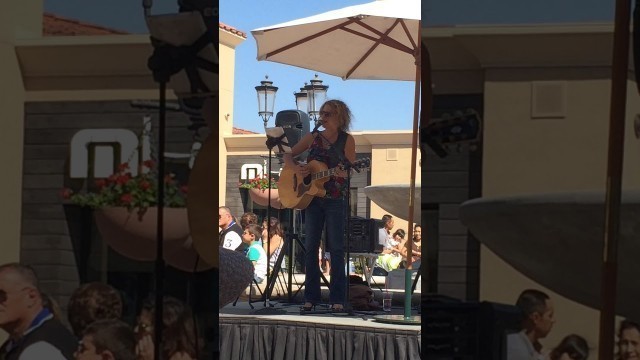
255;76;278;127
304;74;328;125
294;84;308;113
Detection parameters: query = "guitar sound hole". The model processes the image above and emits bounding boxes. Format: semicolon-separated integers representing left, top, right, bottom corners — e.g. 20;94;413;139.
303;175;311;185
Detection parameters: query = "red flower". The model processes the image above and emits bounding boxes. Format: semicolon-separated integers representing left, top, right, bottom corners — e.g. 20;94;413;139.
95;179;106;189
139;181;151;190
143;160;155;169
180;185;188;194
117;163;129;172
60;188;73;199
116;174;131;185
120;194;133;204
164;174;175;184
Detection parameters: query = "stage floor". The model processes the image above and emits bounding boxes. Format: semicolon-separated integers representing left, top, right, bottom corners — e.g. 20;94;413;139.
219;298;421;360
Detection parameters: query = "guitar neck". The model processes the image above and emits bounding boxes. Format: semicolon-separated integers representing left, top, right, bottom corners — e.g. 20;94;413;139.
312;167;339;180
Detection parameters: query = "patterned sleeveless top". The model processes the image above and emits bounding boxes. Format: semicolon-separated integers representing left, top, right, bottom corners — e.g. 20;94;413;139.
307;132;348;199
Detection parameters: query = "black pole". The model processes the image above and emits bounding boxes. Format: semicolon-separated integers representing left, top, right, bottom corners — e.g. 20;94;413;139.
344;169;352;314
264;150;272;307
154;80;167;360
599;0;631;358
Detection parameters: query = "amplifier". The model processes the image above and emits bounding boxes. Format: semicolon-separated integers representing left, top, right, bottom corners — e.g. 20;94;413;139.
347;217;384;253
423;296;521;359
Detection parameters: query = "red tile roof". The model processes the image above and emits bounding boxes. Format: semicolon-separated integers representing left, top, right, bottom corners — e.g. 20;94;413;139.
219;22;247;38
43;13;128;36
232;127;257;135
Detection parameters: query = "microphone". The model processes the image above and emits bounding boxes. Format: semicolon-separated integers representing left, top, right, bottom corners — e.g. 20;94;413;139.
312;120;323;134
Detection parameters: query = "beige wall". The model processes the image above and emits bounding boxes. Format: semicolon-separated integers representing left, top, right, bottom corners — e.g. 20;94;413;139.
0;0;46;267
481;67;640;352
219;30;245;206
369;144;420;232
0;44;25;267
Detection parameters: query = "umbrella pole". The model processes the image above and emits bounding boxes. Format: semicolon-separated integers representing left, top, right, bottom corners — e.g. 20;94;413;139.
402;21;422;321
598;0;631;357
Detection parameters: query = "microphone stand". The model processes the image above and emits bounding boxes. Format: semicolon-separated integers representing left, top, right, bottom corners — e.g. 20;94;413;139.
252;131;288;315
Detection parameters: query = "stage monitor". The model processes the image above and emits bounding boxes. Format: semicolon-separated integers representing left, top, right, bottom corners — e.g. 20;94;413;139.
347;217;384;253
275;110;310;158
422;296;521;359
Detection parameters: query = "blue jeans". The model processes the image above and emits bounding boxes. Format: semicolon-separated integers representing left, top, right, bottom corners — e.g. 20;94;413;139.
304;197;346;305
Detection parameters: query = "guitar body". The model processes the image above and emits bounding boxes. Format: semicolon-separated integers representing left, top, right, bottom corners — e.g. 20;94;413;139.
278;160;329;209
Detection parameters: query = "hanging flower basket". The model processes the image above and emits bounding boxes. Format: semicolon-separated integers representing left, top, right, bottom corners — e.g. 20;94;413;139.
94;207;190;261
239;174;282;209
249;188;283;209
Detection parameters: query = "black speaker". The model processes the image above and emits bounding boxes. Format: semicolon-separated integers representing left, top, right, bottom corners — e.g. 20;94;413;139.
347;217;384;253
422;295;521;359
275;110;311;149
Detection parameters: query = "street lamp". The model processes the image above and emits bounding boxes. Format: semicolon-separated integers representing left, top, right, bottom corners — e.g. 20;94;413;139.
294;84;308;113
304;74;328;125
255;76;278;127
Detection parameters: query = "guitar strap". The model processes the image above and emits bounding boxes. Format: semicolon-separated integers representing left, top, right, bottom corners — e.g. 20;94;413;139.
330;131;348;161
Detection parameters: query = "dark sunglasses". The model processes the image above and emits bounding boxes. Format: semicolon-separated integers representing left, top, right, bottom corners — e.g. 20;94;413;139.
319;111;333;117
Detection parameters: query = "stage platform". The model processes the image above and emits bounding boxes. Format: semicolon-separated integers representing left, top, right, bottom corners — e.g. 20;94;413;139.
219;301;421;360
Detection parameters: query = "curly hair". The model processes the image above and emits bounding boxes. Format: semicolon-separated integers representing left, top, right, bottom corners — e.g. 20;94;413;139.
141;296;200;359
67;282;123;337
321;99;352;131
240;212;258;229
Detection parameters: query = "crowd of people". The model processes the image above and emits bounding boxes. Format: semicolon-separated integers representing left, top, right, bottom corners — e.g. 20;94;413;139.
507;288;639;360
0;262;201;360
375;214;422;273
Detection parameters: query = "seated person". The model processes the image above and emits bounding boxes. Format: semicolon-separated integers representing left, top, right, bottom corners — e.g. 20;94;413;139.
400;225;422;269
240;212;258;229
263;217;284;270
242;224;268;284
377;229;405;271
75;319;136;360
548;334;588;360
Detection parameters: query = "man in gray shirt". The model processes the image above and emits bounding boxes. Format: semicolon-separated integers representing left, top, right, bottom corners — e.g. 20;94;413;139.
506;289;556;360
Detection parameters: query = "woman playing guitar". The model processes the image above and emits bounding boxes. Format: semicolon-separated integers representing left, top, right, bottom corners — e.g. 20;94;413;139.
283;99;356;313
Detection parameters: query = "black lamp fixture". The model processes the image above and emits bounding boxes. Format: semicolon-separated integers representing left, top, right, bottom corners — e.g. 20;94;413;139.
255;76;279;128
303;74;328;126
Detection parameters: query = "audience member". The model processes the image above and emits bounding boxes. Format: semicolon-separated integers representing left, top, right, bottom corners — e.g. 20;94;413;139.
506;289;555;360
242;224;268;284
74;319;136;360
263;217;284;270
67;282;123;338
0;263;77;360
617;319;640;360
377;215;394;247
240;212;258;229
377;229;405;271
549;334;589;360
219;206;245;252
135;296;200;360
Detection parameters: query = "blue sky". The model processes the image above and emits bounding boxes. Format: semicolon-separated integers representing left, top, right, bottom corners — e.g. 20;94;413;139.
220;0;418;133
44;0;615;133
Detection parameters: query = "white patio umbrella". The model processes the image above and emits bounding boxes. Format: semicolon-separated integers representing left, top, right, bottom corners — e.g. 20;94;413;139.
252;0;421;322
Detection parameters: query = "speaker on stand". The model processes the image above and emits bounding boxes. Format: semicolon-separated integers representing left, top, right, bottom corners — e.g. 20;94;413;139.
275;110;311;160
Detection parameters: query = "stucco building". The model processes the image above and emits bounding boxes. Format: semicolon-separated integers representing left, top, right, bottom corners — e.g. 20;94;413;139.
426;23;640;353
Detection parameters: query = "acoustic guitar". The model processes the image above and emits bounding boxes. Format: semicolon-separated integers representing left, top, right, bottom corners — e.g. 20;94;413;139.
278;158;371;209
